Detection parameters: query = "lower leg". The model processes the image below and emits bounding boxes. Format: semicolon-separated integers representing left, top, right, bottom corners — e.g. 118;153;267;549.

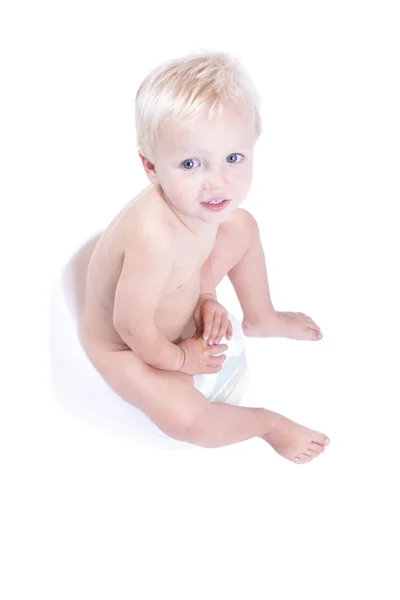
221;211;323;341
227;220;276;328
191;403;330;459
88;347;329;459
209;209;275;324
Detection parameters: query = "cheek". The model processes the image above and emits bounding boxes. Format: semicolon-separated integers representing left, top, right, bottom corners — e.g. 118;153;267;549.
174;172;200;191
164;171;198;200
235;168;253;196
242;163;253;182
232;164;252;185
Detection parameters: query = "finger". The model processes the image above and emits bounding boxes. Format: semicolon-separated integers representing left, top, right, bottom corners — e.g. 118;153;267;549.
207;343;228;355
212;351;227;362
226;319;233;340
215;313;229;344
206;364;223;374
208;314;222;344
209;354;226;367
202;314;215;341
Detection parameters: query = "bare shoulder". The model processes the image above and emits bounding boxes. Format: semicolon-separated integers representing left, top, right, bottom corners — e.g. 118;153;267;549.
220;207;259;236
118;188;175;257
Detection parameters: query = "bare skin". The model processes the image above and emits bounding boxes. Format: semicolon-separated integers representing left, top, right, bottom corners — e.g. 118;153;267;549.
77;186;215;354
70;105;330;462
71;186;329;462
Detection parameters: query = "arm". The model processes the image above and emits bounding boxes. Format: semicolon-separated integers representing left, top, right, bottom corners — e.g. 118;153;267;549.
112;232;184;372
193;254;233;343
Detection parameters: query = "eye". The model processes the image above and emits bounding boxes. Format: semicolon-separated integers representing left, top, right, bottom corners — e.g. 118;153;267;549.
181;158;200;170
227;153;243;163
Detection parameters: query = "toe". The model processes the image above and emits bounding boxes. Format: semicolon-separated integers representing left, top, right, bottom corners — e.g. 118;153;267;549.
313;434;330;447
308;329;321;341
300;454;313;463
304;314;315;324
309;442;325;454
293;456;304;464
303;449;319;458
301;313;321;332
312;329;323;340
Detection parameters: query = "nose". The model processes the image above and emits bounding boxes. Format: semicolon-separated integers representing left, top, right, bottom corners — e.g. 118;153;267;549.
202;166;229;191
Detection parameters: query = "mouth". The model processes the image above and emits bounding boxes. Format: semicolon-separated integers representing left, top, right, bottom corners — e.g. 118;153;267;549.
200;198;231;212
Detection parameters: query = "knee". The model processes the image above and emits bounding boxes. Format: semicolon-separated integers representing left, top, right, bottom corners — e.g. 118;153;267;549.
178;404;215;447
163;399;210;446
221;208;260;243
147;380;211;445
235;208;260;236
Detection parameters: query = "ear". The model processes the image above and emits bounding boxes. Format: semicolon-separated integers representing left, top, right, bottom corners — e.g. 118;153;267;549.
138;152;159;185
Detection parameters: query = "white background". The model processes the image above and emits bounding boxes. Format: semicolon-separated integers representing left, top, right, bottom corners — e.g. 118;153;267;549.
1;1;400;598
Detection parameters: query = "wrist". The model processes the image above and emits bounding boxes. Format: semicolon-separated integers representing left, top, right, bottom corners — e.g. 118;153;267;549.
177;345;186;371
199;292;217;300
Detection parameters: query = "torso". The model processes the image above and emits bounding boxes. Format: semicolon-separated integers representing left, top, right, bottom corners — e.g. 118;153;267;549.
78;185;218;361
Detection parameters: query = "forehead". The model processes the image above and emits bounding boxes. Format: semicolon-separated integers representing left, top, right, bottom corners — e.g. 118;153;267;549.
158;106;255;153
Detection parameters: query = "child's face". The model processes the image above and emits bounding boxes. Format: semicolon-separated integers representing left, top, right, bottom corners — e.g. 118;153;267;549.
143;104;257;225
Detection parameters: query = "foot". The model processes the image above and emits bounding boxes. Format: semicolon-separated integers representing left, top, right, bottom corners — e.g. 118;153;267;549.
243;310;323;341
262;413;330;464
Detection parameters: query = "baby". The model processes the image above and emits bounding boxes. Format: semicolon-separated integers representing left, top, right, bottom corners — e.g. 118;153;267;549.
78;50;330;462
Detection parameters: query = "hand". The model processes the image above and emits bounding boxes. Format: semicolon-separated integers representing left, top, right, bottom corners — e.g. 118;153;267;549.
177;334;228;375
193;294;233;345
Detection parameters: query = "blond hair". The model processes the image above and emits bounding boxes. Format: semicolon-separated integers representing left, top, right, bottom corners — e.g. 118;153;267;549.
135;49;262;163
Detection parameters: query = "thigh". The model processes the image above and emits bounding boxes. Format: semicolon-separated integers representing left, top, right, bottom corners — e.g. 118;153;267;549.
208;208;256;286
89;346;210;441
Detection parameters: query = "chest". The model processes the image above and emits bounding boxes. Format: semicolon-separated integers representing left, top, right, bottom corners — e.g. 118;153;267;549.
166;237;216;293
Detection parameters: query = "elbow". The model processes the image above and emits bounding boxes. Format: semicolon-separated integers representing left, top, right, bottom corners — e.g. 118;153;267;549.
113;316;130;336
113;313;134;337
113;320;166;367
113;319;143;353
